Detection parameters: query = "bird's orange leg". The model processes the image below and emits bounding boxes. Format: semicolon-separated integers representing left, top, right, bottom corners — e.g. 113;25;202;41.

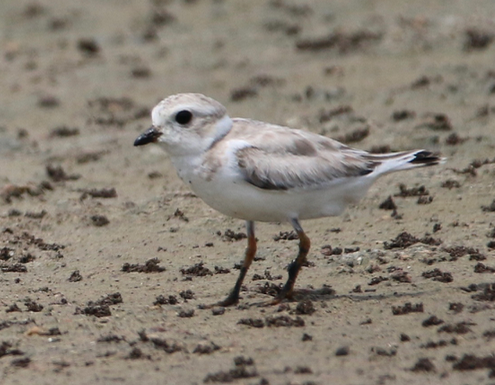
215;221;256;307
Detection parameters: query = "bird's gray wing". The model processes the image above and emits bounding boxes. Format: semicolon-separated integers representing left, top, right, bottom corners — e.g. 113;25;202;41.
235;130;376;191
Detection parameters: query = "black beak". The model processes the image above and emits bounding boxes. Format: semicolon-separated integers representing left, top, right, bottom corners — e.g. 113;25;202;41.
134;126;162;146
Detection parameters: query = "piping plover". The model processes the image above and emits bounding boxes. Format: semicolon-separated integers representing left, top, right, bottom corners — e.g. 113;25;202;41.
134;93;442;306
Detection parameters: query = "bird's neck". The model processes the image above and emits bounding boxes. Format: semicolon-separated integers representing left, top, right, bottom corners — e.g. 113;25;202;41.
207;114;232;150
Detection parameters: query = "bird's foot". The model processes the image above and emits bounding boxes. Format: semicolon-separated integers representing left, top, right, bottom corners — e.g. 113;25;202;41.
253;289;294;307
198;292;239;309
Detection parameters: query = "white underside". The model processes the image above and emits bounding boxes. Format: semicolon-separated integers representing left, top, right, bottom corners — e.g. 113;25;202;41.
167;139;429;223
195;177;374;222
175;155;376;222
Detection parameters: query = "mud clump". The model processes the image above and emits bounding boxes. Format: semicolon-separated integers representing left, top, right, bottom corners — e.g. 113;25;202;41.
392;302;424;315
445;132;468;146
422;316;444;327
420;339;457;349
443;246;480;260
384;232;418;249
452;354;495;374
438;322;473;334
46;165;80;182
295;30;382;53
177;309;194;318
368;276;388;285
411;358;436;372
204;356;258;383
126;347;149;360
336;127;370;144
179;290;195;300
0;342;24;358
379;196;397;210
471;283;495;302
449;303;464;313
180;262;213;277
218;229;247;242
149;338;185;354
230;87;258;102
256;282;283;297
238;318;265;328
335;346;350;356
252;270;282;281
463;28;494;51
384;232;441;249
11;357;31;368
87;96;149;127
415;113;452;131
81;305;111;318
77;38;100;56
122;258;166;273
392;109;415;121
482;200;495;212
90;215;109;227
295;300;316;315
24;298;43;312
68;270;83;282
394;184;429;197
79;188;117;200
474;263;495;274
265;315;305;327
78;292;123;318
422;268;453;283
49;126;80;137
441;179;461;189
273;230;298;241
1;263;27;273
153;295;178;305
193;342;221;355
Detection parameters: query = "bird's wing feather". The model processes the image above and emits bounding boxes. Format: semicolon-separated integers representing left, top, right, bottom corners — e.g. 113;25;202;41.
231;121;376;190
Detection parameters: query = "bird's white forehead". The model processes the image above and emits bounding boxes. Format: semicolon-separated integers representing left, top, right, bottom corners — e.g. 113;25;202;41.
151;93;227;125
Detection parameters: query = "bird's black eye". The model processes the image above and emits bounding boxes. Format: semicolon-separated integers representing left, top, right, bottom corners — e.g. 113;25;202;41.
175;110;193;125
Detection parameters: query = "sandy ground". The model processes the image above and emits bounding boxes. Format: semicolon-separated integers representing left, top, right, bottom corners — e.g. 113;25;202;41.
1;0;495;384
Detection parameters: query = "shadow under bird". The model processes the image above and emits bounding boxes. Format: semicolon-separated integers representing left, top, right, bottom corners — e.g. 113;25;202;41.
134;93;443;306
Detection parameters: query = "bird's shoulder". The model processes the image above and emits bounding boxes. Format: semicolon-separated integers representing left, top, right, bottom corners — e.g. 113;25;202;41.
226;118;345;154
203;118;374;190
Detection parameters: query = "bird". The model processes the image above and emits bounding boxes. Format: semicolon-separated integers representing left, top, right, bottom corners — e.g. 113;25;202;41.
134;93;442;306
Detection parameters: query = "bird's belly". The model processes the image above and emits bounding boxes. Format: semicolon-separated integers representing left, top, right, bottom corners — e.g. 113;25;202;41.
189;175;370;222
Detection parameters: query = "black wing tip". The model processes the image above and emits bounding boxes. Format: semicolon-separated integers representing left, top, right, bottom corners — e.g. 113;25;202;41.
410;150;444;166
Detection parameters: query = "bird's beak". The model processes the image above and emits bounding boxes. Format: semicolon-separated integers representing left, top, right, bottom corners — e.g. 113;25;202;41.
134;126;162;146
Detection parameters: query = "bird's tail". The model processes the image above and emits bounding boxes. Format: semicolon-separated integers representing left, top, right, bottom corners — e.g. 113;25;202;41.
366;150;445;176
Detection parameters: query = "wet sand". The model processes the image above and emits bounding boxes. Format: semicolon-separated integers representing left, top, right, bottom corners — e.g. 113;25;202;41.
1;1;495;384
